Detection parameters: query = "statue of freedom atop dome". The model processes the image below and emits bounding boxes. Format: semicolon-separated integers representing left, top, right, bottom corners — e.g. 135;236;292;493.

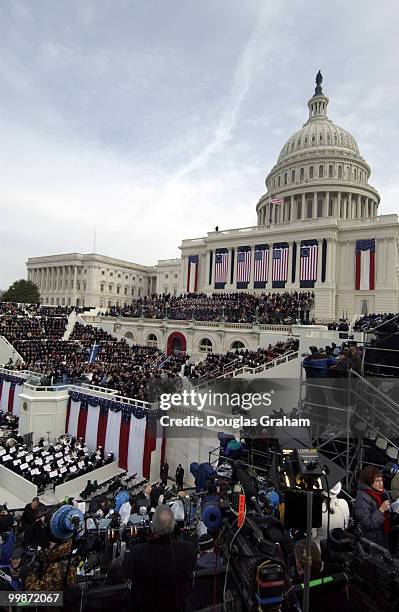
315;70;323;95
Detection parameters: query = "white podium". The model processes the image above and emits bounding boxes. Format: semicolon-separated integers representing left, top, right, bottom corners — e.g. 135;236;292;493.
18;385;69;444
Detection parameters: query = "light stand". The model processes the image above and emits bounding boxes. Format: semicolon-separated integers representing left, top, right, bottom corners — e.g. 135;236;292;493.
302;489;313;612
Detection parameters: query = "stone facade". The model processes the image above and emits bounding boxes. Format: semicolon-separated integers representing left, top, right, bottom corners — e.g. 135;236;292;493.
26;253;157;308
179;77;399;319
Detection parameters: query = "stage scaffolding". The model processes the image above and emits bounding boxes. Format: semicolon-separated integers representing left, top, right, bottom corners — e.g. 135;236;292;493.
299;367;399;491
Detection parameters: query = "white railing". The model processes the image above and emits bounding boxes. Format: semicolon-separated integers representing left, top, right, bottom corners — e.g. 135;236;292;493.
198;356;242;381
150;352;166;367
193;349;299;391
0;335;25;364
97;316;294;333
218;350;299;379
69;384;151;409
23;382;70;392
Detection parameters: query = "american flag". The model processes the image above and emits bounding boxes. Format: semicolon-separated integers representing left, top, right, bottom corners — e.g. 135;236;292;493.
270;196;284;206
300;241;318;287
355;238;375;291
253;245;269;288
214;250;228;288
187;255;199;292
236;247;251;288
272;243;289;286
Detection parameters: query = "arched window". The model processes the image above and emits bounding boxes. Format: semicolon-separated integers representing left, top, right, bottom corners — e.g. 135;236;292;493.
231;341;245;350
278;176;281;187
291;169;295;183
199;338;213;353
354;168;357;180
125;332;134;340
338;165;342;178
307;200;313;218
319;165;324;178
317;199;323;217
309;166;314;179
147;333;158;348
297;201;302;219
284;173;288;185
329;165;333;178
300;167;304;181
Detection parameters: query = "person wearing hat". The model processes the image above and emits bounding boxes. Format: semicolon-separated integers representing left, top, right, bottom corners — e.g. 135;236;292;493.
196;532;224;570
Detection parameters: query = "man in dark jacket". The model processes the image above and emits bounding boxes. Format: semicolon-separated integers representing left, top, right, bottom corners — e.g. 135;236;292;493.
354;465;398;549
123;504;196;612
175;464;184;490
21;497;40;530
160;462;169;486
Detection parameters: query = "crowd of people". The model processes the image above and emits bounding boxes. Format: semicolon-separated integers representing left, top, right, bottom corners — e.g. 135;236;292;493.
0;313;68;342
354;312;399;331
105;291;315;324
2;304;305;401
303;342;363;377
0;435;114;494
6;318;186;401
0;451;395;611
187;337;299;379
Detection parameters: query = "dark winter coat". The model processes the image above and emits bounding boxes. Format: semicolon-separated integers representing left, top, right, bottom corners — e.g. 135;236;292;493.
354;482;388;547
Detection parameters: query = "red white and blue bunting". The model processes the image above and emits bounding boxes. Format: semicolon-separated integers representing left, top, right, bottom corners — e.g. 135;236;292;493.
0;373;24;416
66;391;158;478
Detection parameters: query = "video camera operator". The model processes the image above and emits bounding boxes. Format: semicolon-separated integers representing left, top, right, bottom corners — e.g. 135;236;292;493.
122;504;196;612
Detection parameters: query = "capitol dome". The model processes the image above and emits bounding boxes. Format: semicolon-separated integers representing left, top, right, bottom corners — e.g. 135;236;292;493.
277;116;360;164
256;72;380;227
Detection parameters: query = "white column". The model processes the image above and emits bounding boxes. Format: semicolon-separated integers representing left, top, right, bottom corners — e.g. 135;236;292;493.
316;238;323;282
348;194;352;219
295;241;301;286
287;241;293;285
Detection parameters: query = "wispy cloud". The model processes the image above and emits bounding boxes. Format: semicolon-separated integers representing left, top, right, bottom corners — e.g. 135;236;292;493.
170;3;285;182
0;0;398;290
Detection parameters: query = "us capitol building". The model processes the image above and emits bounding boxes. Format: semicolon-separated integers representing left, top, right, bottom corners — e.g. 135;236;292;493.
27;73;399;319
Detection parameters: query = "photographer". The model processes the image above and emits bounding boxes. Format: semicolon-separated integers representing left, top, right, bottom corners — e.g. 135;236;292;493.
354;465;399;550
0;506;14;533
122;504;196;612
21;497;40;543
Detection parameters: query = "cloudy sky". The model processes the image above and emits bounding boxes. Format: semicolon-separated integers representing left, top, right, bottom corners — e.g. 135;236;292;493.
1;0;398;289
